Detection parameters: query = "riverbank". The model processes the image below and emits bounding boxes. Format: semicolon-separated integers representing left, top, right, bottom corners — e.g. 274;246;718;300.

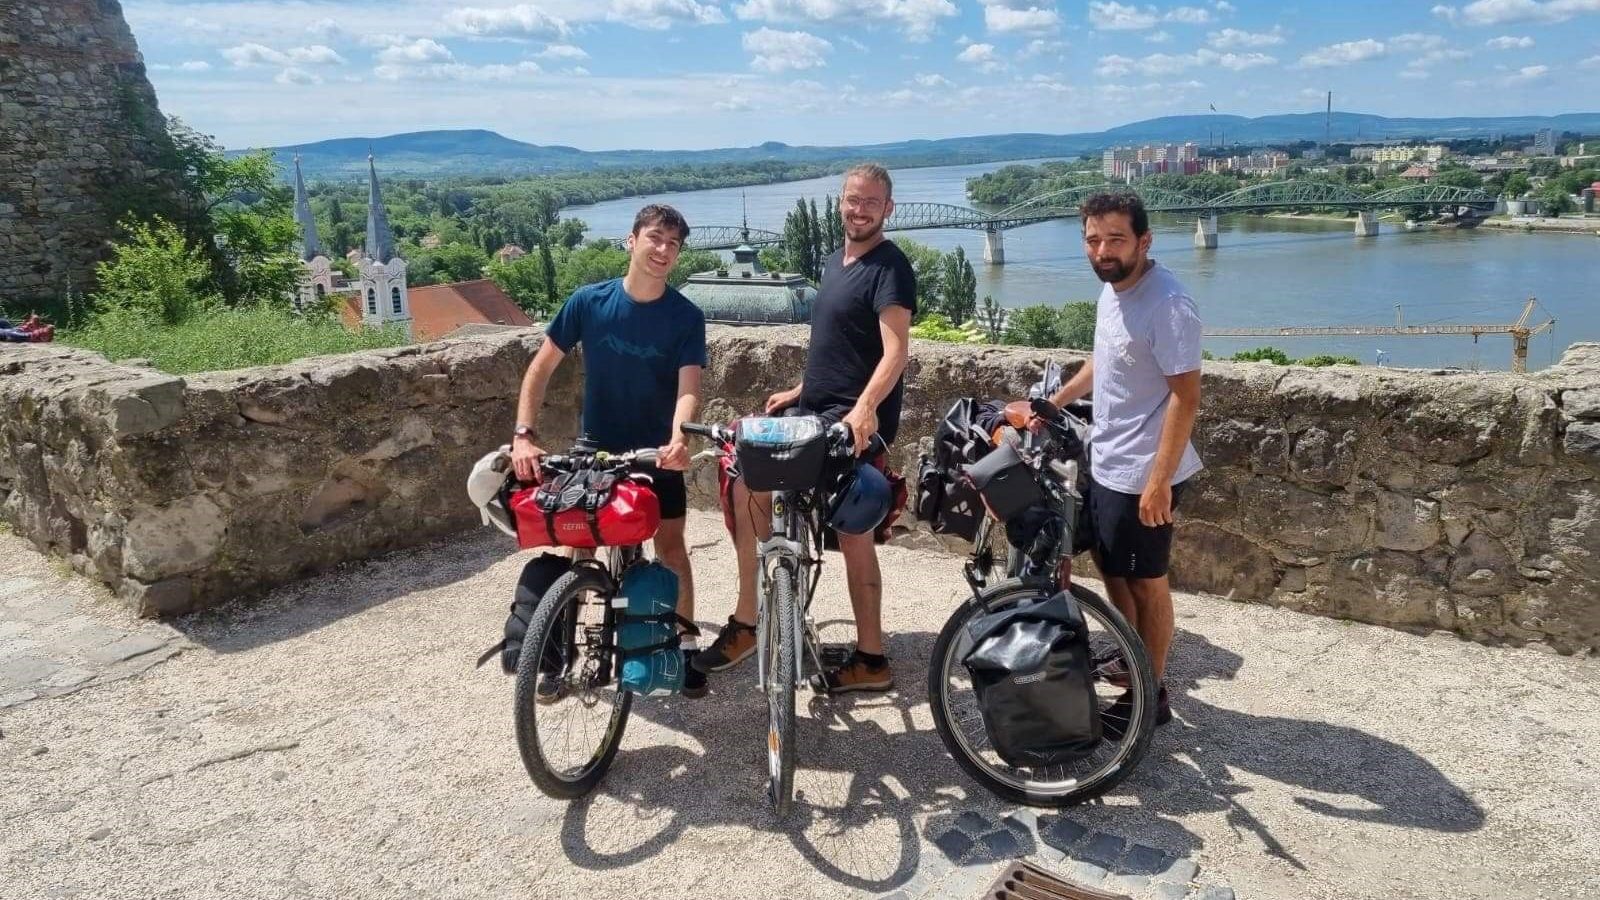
1480;215;1600;235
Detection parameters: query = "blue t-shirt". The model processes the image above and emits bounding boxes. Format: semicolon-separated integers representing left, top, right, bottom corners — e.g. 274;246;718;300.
546;278;707;452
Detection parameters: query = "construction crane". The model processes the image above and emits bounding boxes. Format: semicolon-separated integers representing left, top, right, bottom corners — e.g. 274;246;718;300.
1204;297;1556;373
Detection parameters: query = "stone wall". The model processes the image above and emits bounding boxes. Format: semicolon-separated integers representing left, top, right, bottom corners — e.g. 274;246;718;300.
0;0;184;307
2;329;1597;652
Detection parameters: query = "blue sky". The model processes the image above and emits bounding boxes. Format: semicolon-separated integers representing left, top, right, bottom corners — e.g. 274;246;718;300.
125;0;1600;151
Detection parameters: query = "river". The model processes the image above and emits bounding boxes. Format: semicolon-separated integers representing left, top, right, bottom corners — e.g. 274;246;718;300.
566;159;1597;371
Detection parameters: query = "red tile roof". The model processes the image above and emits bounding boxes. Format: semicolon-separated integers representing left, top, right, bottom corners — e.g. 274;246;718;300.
338;279;533;341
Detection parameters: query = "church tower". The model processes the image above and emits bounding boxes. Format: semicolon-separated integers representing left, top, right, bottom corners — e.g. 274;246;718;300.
357;154;411;337
293;155;335;313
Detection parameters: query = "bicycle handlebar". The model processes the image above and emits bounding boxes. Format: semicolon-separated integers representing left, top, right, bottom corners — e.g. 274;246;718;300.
539;446;660;475
682;419;885;461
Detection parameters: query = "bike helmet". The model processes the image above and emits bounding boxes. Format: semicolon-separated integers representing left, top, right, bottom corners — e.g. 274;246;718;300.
467;446;518;537
827;460;893;536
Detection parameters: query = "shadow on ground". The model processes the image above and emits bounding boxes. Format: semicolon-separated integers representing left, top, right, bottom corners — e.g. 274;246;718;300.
538;621;1484;894
171;529;504;654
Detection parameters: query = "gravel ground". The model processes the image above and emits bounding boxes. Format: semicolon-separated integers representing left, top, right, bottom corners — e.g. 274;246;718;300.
2;510;1597;900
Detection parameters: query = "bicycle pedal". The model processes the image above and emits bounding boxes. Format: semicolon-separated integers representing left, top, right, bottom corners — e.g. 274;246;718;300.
819;645;852;668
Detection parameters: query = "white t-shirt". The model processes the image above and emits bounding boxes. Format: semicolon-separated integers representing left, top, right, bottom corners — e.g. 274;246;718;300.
1090;261;1205;494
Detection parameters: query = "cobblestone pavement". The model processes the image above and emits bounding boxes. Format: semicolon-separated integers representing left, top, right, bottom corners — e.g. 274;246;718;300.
0;534;186;711
3;512;1597;900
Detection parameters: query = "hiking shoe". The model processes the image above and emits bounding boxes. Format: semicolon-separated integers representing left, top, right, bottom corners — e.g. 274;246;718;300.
813;650;894;695
692;616;756;673
1101;685;1172;741
681;649;708;699
534;672;569;705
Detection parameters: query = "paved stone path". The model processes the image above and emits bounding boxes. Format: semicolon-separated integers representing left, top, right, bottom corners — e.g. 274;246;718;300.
0;538;187;711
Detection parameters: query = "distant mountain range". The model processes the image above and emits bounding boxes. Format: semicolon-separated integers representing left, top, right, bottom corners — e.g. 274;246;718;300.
252;112;1600;180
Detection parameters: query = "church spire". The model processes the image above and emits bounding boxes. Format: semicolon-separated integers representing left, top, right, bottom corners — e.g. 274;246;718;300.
292;155;323;262
364;153;396;263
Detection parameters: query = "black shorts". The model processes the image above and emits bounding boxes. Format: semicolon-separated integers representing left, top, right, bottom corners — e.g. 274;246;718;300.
645;468;687;520
1087;476;1188;579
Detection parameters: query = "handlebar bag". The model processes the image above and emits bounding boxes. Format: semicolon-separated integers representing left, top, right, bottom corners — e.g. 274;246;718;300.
735;416;829;492
962;589;1101;768
509;470;660;549
966;441;1046;523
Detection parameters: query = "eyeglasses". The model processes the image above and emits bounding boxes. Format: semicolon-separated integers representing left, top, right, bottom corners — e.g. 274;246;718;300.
842;195;886;211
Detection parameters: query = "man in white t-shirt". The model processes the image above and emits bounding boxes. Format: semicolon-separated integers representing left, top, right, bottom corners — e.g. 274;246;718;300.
1036;192;1203;734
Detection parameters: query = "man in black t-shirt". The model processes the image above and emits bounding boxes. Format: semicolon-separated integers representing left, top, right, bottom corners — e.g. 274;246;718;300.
694;163;917;693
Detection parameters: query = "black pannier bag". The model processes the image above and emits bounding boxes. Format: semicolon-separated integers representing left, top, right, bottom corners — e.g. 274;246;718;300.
477;553;574;674
965;440;1045;523
962;589;1101;767
735;416;829;492
914;398;992;541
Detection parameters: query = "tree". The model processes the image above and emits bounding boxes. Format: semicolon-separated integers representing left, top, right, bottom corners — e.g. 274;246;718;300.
1432;168;1483;189
758;248;789;273
488;253;558;318
669;249;723;288
808;197;824;272
557;242;631;297
1004;304;1063;348
938;246;977;323
424;242;491;284
1057;301;1096;350
821;194;843;254
1231;346;1292;364
784;199;817;281
92;216;220;325
894;238;945;316
1538;183;1575;216
1502;171;1533;198
548;218;587;250
978;296;1006;344
539;242;559;310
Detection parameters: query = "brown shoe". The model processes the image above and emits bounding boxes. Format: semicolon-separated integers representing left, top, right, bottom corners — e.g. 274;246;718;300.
814;650;894;695
691;616;756;673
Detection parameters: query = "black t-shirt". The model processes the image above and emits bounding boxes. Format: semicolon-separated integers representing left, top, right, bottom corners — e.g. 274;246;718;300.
801;240;918;444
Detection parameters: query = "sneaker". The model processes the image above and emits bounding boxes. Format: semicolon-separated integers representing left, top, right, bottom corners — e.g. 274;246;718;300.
813;650;894;695
681;649;708;699
692;616;756;673
1101;685;1172;741
534;672;569;705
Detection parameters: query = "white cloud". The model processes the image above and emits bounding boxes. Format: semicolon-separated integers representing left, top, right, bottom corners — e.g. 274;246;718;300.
444;5;569;39
275;67;322;85
742;27;832;72
733;0;959;40
222;43;347;68
1582;54;1600;68
914;72;953;87
1213;0;1236;11
1166;5;1213;24
1432;4;1459;20
1146;30;1172;43
957;42;1005;72
842;36;869;51
1021;38;1067;57
1486;34;1535;48
1408;47;1472;69
1390;32;1447;50
568;66;590;75
982;1;1061;33
1207;26;1284;48
1504;63;1550;82
1400;68;1431;79
1098;53;1136;75
376;38;454;65
607;0;728;29
713;95;754;110
1088;1;1158;30
1134;47;1275;74
1459;0;1600;25
153;60;214;73
1299;39;1386;67
374;60;542;82
536;43;590;60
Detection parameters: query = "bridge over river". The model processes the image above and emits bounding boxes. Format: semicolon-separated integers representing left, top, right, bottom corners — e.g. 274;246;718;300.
613;180;1501;263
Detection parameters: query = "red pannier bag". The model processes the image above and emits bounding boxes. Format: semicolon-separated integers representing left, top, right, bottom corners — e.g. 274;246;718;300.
509;469;661;550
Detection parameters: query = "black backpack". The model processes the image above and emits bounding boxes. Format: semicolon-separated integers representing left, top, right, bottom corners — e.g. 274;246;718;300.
914;398;993;541
476;553;573;674
963;589;1101;767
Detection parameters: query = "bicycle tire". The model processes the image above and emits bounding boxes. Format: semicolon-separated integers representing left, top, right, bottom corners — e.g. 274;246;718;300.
927;577;1156;807
973;516;1024;587
766;561;798;818
514;565;633;799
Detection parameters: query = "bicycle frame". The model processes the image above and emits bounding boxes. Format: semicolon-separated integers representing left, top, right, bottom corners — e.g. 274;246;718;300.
754;488;824;694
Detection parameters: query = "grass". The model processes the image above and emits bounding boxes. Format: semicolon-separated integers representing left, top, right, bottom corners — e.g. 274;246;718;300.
60;305;412;375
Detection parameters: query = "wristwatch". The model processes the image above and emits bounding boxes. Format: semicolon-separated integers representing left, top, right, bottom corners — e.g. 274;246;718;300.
512;424;536;441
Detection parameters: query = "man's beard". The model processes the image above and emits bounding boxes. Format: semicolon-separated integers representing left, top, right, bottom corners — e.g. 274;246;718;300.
845;220;883;242
1091;257;1133;283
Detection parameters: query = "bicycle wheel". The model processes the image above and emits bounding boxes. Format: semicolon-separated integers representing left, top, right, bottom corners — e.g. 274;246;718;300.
514;565;633;799
765;561;798;818
928;577;1156;807
971;516;1022;587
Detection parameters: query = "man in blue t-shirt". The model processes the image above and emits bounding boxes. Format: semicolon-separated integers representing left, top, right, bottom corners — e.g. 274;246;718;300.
511;203;709;698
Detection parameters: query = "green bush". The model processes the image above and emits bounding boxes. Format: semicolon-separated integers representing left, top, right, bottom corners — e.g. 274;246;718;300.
63;304;410;374
910;313;985;344
1230;346;1293;365
1297;354;1360;367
